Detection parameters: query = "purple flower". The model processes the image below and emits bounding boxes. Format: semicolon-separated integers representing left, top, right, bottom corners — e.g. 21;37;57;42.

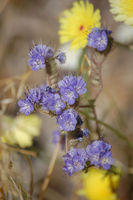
63;148;87;176
52;130;60;144
87;28;112;52
58;75;86;105
28;44;54;71
100;151;114;170
75;76;87;95
56;52;66;64
27;87;43;104
18;99;34;116
83;128;90;137
41;90;65;114
57;109;78;131
86;140;113;169
49;93;66;114
60;87;78;105
45;47;54;58
58;75;77;89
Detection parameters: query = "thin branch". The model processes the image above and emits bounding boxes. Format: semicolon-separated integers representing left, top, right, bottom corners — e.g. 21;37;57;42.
24;156;34;200
92;105;101;139
2;143;36;157
40;137;61;200
79;104;92;108
91;55;105;100
9;176;24;200
0;68;32;86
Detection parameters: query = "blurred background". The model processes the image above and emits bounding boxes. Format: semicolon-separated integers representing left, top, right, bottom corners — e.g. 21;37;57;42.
0;0;133;199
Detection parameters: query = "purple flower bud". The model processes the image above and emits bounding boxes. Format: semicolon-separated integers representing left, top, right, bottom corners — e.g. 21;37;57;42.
56;52;66;64
83;128;90;137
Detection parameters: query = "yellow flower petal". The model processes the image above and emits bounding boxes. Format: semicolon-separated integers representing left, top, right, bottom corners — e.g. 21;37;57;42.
79;167;121;200
109;0;133;26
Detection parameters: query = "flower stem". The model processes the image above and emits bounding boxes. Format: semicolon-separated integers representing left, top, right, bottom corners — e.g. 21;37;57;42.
92;105;101;139
80;111;133;149
40;137;62;200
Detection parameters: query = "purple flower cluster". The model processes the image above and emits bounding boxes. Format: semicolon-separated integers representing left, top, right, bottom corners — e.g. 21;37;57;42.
57;109;78;131
17;85;46;116
63;148;87;176
28;45;67;71
41;90;66;114
87;28;112;52
18;75;87;132
86;140;114;170
18;85;66;116
29;44;54;71
62;140;113;176
58;75;87;105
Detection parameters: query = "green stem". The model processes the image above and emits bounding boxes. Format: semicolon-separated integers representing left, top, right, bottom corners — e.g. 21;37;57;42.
80;111;133;149
77;47;86;73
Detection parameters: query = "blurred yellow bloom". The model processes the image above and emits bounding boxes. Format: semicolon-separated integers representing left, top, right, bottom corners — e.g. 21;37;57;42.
1;115;41;148
79;167;121;200
58;0;101;50
109;0;133;26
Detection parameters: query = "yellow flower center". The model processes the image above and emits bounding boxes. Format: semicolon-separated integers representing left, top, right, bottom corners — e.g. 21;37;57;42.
79;25;84;31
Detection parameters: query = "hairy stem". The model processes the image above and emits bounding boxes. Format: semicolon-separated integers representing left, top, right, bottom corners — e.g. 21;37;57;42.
92;105;101;139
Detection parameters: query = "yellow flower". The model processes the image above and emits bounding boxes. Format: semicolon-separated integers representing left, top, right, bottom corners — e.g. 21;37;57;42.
1;115;41;148
79;167;121;200
58;0;101;50
109;0;133;26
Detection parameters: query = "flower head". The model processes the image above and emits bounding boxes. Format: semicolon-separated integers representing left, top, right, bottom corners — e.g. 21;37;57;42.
58;0;101;50
28;44;54;71
109;0;133;26
86;140;113;170
18;99;34;116
41;91;65;114
58;75;87;105
63;148;87;176
57;108;78;131
28;87;43;104
48;93;66;114
87;28;112;52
